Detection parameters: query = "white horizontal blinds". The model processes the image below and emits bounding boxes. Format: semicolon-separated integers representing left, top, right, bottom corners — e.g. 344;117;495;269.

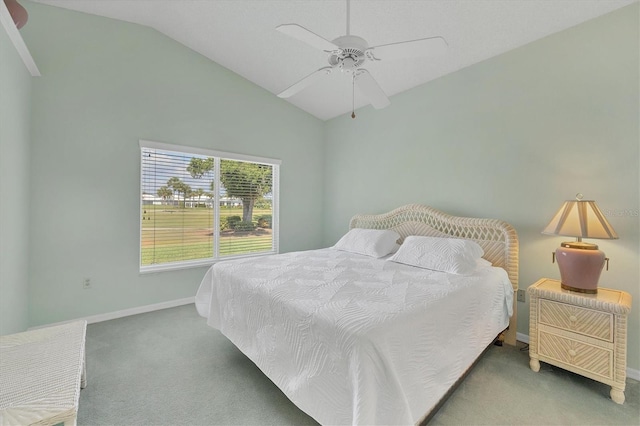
140;147;214;267
218;159;275;257
140;140;279;272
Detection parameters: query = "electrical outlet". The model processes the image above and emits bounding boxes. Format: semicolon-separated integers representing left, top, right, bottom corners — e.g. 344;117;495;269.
83;278;92;289
517;289;525;303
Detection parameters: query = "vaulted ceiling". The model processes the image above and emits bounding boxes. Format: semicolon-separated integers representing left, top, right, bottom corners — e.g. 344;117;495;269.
31;0;637;120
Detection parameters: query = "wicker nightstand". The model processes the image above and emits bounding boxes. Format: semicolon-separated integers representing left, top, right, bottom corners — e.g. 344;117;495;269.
528;278;632;404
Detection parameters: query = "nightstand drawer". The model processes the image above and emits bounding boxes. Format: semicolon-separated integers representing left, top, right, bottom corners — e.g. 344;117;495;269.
538;330;613;379
539;299;613;342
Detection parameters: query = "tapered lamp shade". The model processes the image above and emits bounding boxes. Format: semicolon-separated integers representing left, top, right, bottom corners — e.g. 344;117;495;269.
542;198;618;294
542;200;618;240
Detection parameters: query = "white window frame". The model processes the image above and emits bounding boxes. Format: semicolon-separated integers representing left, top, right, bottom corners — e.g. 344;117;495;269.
139;140;280;273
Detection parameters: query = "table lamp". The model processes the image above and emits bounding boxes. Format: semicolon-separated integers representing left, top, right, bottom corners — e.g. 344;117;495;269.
542;194;618;294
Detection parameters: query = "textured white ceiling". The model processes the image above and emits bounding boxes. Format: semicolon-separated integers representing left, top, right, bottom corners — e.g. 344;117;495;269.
30;0;637;120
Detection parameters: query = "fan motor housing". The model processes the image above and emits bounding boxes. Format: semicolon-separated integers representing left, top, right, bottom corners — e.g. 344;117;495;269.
329;35;368;73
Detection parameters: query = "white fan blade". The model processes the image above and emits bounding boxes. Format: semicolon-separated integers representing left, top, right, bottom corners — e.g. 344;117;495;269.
367;36;447;61
355;69;390;109
276;24;338;52
278;67;334;98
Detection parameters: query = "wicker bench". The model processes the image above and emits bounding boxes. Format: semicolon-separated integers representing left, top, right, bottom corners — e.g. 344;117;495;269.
0;321;87;426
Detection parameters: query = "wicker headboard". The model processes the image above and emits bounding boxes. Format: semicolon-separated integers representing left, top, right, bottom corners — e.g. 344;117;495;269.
349;204;519;345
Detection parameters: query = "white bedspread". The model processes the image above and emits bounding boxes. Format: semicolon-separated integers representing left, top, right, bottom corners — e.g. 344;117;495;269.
195;248;513;425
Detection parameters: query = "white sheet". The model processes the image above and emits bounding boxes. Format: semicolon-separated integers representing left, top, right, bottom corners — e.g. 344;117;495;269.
195;248;513;425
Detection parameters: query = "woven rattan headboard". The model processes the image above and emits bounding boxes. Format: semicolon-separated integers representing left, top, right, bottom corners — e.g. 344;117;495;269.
349;204;519;344
349;204;519;288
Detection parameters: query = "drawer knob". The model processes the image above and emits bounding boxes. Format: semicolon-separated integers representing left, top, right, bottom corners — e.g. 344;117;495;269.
569;315;577;322
568;349;577;357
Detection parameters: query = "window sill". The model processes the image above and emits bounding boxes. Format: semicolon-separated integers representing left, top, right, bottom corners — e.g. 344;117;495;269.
139;250;278;274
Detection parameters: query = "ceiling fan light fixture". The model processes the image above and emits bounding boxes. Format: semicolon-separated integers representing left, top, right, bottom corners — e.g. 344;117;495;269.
339;57;357;74
275;0;447;110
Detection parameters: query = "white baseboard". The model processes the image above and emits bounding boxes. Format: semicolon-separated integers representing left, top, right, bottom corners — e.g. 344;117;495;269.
516;332;639;382
29;297;195;330
516;332;530;344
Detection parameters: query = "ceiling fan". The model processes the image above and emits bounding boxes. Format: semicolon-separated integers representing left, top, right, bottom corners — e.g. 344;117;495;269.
276;0;448;117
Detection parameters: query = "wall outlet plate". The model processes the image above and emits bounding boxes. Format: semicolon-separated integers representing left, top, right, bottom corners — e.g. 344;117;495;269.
517;289;526;303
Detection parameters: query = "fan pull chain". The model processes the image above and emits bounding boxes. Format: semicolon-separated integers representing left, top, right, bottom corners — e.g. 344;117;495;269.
351;74;356;119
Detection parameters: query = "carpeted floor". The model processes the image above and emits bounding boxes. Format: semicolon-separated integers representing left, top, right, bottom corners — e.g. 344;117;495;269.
77;304;639;425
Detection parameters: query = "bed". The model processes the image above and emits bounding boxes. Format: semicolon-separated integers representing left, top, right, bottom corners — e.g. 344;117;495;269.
195;204;519;425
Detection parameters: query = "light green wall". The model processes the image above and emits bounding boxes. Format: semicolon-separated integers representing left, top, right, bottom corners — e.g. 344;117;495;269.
0;25;32;334
324;4;639;370
9;1;639;372
21;2;325;326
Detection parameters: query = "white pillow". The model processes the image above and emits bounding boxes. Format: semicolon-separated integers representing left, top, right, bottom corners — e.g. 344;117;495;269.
334;228;401;258
387;236;484;275
476;258;492;268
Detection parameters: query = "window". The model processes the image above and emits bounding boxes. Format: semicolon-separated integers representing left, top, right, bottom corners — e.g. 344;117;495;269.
140;140;280;272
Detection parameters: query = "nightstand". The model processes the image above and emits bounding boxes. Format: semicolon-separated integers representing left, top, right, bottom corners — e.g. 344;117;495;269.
528;278;632;404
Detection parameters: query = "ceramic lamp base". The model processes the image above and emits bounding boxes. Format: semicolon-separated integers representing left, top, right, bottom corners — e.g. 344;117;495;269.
555;245;605;294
